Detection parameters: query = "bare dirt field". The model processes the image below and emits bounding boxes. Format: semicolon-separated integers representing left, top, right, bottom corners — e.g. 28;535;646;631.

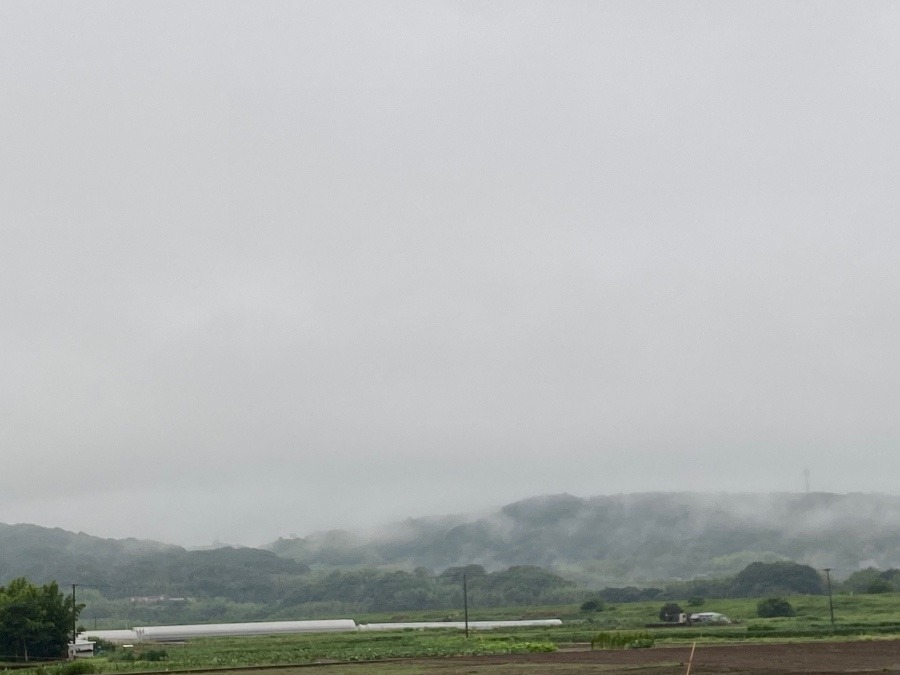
417;640;900;674
296;639;900;674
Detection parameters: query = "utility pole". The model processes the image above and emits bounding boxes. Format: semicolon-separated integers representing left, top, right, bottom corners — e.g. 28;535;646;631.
823;569;835;628
463;571;469;639
72;584;78;651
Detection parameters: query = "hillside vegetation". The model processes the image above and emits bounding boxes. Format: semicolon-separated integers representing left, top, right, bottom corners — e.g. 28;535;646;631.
4;492;900;612
270;492;900;582
0;524;306;602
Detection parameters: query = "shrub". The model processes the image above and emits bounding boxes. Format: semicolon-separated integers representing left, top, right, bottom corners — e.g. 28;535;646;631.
580;598;605;612
687;596;705;607
757;597;795;618
591;631;655;650
523;642;557;652
59;662;95;675
140;649;168;662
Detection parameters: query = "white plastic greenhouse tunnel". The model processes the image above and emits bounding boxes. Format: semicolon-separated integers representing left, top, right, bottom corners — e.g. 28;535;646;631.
82;618;563;643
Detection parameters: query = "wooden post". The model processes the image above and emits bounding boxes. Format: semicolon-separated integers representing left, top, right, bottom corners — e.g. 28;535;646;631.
72;584;78;649
823;568;835;628
685;641;696;675
463;572;469;638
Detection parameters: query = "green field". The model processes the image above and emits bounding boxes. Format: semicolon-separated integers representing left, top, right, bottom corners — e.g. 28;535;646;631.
8;592;900;675
360;590;900;636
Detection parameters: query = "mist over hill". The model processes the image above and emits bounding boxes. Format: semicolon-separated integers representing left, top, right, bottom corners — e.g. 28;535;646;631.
0;523;177;584
3;492;899;595
269;492;900;584
0;523;306;601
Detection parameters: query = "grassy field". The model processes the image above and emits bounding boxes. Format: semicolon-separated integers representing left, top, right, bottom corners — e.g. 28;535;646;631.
358;590;900;635
12;632;557;674
8;592;900;675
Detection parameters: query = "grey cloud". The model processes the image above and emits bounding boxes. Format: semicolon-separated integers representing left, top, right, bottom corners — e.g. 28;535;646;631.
1;2;899;545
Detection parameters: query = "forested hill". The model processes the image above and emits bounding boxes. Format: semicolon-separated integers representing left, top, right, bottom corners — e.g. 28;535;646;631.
0;523;175;582
269;492;900;583
0;523;308;601
4;492;900;594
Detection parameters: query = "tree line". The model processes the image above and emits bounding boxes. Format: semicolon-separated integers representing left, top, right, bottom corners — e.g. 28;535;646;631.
76;564;582;627
79;561;837;629
0;578;81;662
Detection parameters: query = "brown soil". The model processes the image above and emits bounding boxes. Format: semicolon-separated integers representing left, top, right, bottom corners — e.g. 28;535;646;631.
394;639;900;674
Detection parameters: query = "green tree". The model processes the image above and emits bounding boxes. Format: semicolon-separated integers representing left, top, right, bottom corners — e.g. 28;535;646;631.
438;565;486;584
473;566;575;606
731;561;824;597
866;577;893;594
0;578;82;661
658;602;684;622
756;597;795;618
842;568;896;594
580;598;605;612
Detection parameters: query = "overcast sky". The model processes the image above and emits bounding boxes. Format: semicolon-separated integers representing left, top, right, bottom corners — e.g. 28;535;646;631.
2;2;899;547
